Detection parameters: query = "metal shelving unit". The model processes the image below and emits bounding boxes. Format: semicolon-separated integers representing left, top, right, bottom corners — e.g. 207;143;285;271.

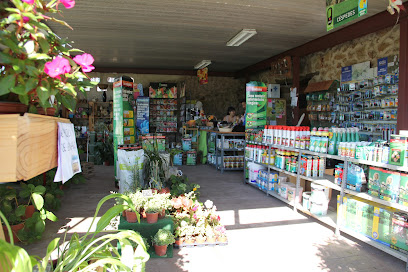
244;140;408;266
212;131;245;173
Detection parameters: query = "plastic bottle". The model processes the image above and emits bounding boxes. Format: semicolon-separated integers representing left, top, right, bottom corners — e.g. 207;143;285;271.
346;128;351;142
321;136;329;153
354;127;360;142
277;126;282;145
328;128;337;155
295;128;301;148
290;128;296;148
262;125;267;144
306;128;311;150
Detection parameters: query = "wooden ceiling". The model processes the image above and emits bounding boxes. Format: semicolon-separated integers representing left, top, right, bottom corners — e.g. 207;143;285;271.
49;0;394;73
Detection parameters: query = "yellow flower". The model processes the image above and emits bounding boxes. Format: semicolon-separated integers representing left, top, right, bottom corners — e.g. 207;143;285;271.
193;188;197;191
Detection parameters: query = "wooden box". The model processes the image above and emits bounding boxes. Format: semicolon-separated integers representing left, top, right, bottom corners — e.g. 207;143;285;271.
0;113;70;182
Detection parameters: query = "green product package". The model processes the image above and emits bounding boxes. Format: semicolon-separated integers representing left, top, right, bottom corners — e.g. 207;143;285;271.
391;212;408;253
389;135;407;166
399;173;408;201
368;167;382;191
186;151;196;166
380;170;400;198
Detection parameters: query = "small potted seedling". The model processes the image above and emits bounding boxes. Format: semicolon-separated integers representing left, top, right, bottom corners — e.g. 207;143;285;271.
145;198;161;224
152;229;175;256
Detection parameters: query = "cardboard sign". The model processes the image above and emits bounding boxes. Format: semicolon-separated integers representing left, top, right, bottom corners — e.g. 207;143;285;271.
54;123;81;184
136;97;149;134
142;189;153;197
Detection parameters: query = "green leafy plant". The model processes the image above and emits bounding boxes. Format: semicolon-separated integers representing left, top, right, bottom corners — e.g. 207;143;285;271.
0;185;25;225
152;229;175;246
0;193;149;271
126;191;147;213
169;175;200;198
144;198;162;214
95;136;114;164
0;0;97;111
144;146;169;190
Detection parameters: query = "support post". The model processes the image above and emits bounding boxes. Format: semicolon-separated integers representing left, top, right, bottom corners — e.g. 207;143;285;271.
398;17;408;132
292;56;300;125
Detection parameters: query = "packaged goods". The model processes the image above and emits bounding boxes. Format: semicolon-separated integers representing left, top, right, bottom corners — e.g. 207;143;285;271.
389;135;407;166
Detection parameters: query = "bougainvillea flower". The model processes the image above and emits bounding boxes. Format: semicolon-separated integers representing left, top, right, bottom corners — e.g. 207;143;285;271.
23;16;30;23
192;205;198;212
22;0;35;4
44;56;71;78
73;53;95;72
59;0;75;9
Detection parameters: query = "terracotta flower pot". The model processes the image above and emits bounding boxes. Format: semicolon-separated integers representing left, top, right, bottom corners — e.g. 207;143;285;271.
2;223;24;243
159;187;170;194
146;212;158;224
158;209;166;219
0;102;27;114
175;237;184;246
125;211;137;223
217;236;227;243
22;205;35;220
154;244;168;256
206;236;216;243
122;211;126;217
36;107;56;116
184;238;195;244
195;237;206;244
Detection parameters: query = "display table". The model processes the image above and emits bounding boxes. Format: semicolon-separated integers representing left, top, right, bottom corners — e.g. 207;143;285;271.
118;215;174;258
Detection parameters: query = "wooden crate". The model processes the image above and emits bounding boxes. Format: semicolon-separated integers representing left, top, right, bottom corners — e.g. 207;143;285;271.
0;113;70;182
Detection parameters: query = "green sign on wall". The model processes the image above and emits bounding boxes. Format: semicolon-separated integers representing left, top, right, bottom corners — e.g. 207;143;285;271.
326;0;367;31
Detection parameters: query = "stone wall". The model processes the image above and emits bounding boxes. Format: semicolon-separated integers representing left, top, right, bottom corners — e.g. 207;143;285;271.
300;25;400;83
82;73;245;119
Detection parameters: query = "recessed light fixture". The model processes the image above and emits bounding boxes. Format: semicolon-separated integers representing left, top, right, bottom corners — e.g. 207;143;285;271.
227;29;257;46
194;60;211;70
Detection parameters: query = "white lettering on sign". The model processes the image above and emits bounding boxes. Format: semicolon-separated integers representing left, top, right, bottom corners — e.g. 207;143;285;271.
337;9;356;23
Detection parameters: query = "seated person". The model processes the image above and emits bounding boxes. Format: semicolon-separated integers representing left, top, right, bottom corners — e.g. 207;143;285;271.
223;107;239;123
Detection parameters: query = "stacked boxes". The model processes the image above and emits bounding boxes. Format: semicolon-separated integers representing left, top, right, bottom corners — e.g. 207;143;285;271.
186;151;196;166
368;167;402;203
140;135;166;152
338;195;408;253
299;155;325;178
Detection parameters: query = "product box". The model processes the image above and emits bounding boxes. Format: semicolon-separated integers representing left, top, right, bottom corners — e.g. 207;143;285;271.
372;206;393;246
380;170;400;198
186;151;196;166
379;193;398;203
389;135;407;166
398;199;408;206
173;153;183;166
368;167;382;191
390;212;408;254
368;190;380;198
399;173;408;201
182;138;192;151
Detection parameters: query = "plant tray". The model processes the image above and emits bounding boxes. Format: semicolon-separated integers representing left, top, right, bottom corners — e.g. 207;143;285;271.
173;240;228;249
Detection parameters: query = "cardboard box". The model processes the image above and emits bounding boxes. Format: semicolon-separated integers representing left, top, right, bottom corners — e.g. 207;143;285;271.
380;170;400;199
389;135;407;166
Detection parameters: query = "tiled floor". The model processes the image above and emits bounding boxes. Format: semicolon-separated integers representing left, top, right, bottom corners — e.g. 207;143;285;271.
23;165;407;271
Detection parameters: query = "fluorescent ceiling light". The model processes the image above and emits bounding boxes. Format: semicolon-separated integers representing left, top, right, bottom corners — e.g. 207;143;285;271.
227;29;257;47
194;60;211;70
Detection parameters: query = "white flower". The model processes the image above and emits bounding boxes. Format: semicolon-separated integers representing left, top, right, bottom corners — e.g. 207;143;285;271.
204;200;213;209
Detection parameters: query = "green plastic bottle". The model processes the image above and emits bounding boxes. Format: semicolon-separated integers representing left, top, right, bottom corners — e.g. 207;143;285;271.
328;128;338;155
346;128;351;142
355;127;360;142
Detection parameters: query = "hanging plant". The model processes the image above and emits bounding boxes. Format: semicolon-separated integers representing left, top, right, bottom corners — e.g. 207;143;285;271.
0;0;97;112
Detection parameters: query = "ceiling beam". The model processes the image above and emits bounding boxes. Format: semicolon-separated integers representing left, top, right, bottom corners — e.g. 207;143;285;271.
236;5;408;78
93;67;235;77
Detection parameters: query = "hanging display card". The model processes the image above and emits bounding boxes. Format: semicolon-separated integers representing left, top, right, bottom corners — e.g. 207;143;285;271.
377;57;388;76
54;123;81;184
327;0;367;31
136;97;150;134
246;81;267;129
341;66;352;82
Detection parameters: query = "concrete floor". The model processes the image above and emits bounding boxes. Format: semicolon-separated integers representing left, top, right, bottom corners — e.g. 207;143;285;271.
23;165;406;272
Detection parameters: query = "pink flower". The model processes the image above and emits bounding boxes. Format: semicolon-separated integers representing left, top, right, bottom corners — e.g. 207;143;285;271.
73;53;95;72
59;0;75;9
22;0;35;4
192;205;198;212
193;214;197;220
217;215;221;221
171;198;182;209
23;17;29;23
44;56;71;78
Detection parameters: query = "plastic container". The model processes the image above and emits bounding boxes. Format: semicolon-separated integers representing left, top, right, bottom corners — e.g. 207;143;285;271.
248;162;266;183
302;192;311;210
182;138;192;151
310;201;328;216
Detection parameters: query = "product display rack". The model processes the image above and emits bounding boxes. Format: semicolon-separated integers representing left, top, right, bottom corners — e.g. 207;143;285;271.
244;140;408;263
211;131;245;173
149;98;178;143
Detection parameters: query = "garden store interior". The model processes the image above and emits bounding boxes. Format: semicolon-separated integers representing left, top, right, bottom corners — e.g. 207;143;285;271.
3;0;408;271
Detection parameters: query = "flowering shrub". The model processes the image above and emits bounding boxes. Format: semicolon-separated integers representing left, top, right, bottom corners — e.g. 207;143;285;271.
0;0;96;111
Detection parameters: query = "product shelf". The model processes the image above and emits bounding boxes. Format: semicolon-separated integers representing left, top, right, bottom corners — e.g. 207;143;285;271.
347;157;408;172
217;148;244;152
339;227;407;262
223;168;244;171
267;190;295;206
301;174;341;191
247;180;267;193
296;204;338;229
344;189;408;213
268;165;297;178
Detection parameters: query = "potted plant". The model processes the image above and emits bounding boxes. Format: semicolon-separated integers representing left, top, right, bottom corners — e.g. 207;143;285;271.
0;0;97;114
95;136;114;166
0;186;25;242
205;226;216;243
18;183;46;219
156;193;171;219
152;229;175;256
184;225;196;244
124;191;146;222
0;193;149;271
215;225;228;243
144;197;161;224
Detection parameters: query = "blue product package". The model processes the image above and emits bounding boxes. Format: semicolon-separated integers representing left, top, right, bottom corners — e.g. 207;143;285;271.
173;153;183;166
